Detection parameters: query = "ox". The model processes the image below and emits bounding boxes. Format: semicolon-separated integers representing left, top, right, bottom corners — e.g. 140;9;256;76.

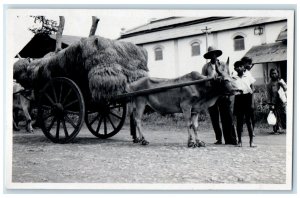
127;59;241;147
13;80;34;133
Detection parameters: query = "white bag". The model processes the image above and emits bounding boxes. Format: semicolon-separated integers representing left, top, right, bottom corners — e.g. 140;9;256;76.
267;110;277;126
278;87;287;103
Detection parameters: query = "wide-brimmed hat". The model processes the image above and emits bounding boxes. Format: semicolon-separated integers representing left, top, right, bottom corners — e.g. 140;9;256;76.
203;46;223;59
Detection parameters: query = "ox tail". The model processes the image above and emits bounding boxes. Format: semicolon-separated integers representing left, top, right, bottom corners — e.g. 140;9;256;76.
125;84;135;116
127;98;135;117
125;84;138;139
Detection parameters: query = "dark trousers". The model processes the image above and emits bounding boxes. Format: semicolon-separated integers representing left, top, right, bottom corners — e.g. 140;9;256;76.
208;96;237;144
249;93;255;131
236;112;254;143
234;94;254;143
273;102;286;131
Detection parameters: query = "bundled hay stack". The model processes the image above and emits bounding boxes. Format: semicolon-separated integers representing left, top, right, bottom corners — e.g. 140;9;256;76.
14;36;148;101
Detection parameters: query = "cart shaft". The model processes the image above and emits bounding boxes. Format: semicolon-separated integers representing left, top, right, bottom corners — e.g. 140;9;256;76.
115;77;215;100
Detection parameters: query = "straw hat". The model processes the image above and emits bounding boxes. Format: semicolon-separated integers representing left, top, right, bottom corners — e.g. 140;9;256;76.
203;46;223;59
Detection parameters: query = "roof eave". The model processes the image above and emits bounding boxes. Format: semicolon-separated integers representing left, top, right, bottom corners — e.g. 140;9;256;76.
119;17;230;39
119;19;287;45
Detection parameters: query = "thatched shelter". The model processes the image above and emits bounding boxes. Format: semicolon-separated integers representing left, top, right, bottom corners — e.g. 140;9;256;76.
14;36;148;101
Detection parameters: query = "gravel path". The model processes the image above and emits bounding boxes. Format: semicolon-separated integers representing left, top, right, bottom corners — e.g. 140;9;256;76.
11;124;287;185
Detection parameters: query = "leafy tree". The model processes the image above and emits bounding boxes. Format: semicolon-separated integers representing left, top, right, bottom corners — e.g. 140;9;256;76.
28;16;58;35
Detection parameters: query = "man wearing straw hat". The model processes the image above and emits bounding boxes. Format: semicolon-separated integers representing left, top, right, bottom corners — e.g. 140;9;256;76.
202;46;238;145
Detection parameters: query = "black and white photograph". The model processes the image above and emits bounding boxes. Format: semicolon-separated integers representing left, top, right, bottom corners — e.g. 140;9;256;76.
3;6;295;192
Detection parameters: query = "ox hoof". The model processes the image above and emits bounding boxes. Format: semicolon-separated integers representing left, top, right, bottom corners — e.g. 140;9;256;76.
188;142;195;148
196;141;206;147
27;127;34;133
141;139;149;146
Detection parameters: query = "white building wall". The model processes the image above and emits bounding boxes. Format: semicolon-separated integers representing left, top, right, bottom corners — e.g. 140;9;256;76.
215;27;265;75
140;21;287;84
142;40;177;78
177;35;206;75
264;21;286;43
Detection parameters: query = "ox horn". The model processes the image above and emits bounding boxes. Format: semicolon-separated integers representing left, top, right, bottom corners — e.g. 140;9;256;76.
17;54;22;59
226;57;229;67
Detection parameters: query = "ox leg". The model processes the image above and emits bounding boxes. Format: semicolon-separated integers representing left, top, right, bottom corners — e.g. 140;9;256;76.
13;109;20;131
181;104;194;148
22;104;33;133
133;99;149;145
191;113;206;147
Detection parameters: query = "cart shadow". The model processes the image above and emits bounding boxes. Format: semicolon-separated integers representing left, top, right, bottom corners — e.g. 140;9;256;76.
71;137;131;145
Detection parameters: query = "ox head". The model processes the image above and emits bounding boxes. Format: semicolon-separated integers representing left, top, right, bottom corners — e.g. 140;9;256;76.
214;57;242;96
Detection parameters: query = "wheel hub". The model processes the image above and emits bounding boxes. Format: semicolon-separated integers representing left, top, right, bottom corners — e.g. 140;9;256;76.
53;103;64;118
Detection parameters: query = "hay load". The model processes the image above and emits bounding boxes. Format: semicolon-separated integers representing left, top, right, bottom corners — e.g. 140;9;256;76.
14;36;148;101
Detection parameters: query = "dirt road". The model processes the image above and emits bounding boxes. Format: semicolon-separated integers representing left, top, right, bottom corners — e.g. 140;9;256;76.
11;124;287;186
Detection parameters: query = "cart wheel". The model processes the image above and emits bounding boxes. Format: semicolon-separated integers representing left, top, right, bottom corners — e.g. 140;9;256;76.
85;101;126;139
37;77;85;143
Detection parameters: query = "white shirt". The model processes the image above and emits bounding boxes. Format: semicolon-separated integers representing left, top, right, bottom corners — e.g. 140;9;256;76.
244;70;256;85
233;74;253;94
210;63;216;77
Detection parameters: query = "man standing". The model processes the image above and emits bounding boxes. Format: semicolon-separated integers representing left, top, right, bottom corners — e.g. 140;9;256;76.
241;57;256;135
201;46;237;145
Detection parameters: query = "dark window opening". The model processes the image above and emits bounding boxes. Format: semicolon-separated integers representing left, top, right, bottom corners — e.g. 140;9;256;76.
155;47;163;61
234;35;245;51
191;42;201;56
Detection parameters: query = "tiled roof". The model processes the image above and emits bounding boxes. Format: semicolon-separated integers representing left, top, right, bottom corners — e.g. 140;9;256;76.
119;17;286;44
124;17;210;34
276;24;287;41
16;34;84;58
244;42;287;64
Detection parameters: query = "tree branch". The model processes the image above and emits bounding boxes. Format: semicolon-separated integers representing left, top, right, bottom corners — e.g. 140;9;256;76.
55;16;65;53
89;16;100;37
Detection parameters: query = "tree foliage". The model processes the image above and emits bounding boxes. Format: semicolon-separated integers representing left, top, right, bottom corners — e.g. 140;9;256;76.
28;16;58;35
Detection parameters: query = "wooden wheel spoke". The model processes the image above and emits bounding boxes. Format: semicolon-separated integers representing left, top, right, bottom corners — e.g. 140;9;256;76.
96;116;103;133
44;93;55;106
64;115;77;128
46;117;57;132
107;115;116;130
109;111;122;120
90;113;100;125
62;120;69;138
104;117;107;135
62;89;72;105
51;82;58;103
64;99;79;109
56;119;61;139
58;83;63;103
